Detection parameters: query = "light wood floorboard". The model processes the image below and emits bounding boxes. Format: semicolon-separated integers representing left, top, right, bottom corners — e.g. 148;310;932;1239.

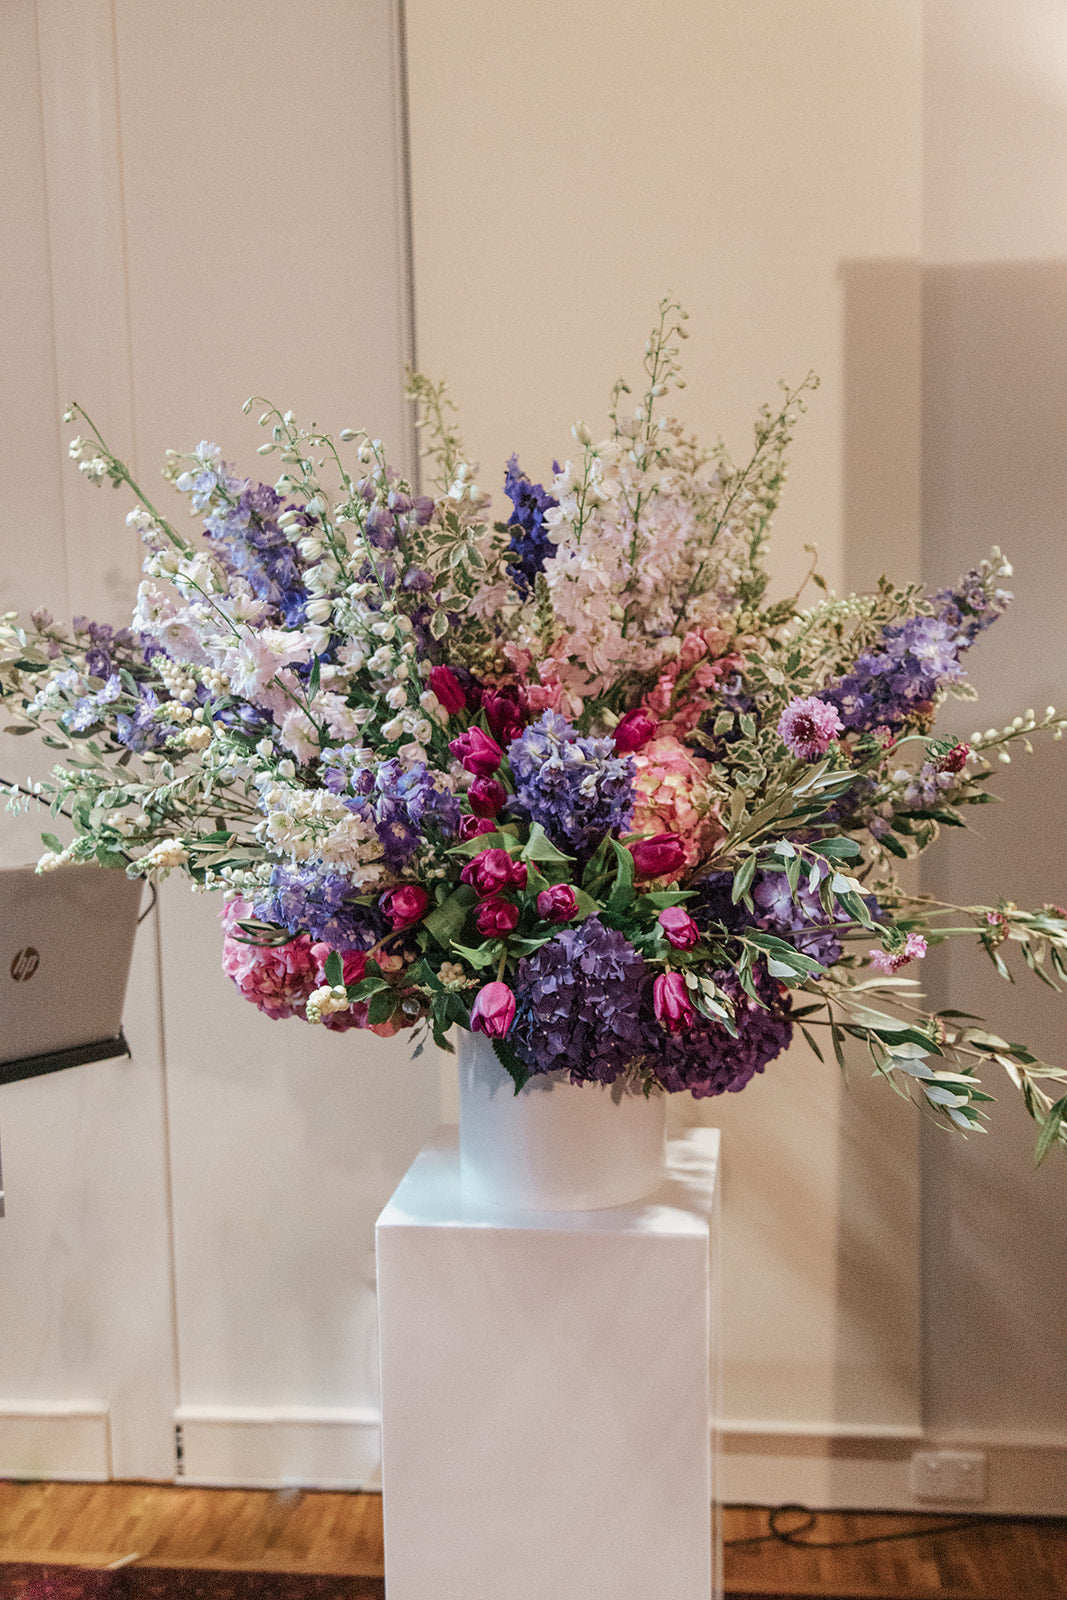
0;1482;1064;1597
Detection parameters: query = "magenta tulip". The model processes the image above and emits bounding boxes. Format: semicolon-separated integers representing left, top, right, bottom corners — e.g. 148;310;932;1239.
468;775;508;817
470;981;517;1038
536;884;580;924
653;971;695;1034
613;707;658;753
457;814;497;841
628;833;688;879
658;906;699;949
381;884;430;929
449;726;504;776
475;897;520;936
429;664;466;714
461;847;527;897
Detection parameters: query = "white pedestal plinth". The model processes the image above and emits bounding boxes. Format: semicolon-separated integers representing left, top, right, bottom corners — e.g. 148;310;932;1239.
376;1126;721;1600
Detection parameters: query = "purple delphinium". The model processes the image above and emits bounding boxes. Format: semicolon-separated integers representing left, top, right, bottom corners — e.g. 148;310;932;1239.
254;864;386;951
345;758;461;869
197;474;308;626
934;564;1012;646
502;455;558;597
506;710;635;859
651;964;793;1097
511;917;649;1085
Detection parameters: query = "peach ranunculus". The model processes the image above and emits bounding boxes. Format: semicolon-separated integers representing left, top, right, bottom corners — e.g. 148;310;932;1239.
629;735;725;877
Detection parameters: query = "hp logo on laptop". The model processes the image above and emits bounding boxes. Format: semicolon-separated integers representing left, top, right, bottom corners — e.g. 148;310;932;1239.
10;948;40;982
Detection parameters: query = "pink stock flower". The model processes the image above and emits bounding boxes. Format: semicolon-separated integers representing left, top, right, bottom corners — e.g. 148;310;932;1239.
220;896;316;1020
381;883;430;928
869;932;928;975
629;833;689;879
429;664;466;714
475;897;520;936
658;906;699;949
777;696;843;761
449;726;504;776
536;883;580;924
470;980;516;1038
468;775;508;817
613;707;658;753
461;847;527;897
653;971;695;1034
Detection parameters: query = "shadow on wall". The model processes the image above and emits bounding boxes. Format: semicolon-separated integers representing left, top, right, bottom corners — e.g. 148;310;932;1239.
844;257;1067;1438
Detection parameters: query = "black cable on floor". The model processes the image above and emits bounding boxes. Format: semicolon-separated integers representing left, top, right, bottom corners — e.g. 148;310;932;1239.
723;1502;996;1551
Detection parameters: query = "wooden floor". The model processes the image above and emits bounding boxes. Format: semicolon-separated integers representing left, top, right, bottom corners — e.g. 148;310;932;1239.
0;1482;1064;1598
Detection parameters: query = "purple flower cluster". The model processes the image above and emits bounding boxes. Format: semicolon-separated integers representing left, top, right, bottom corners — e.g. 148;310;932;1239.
348;758;461;868
502;456;558;597
752;865;850;968
653;965;793;1097
819;567;1012;735
255;864;386;950
506;710;635;858
511;917;649;1084
202;478;308;627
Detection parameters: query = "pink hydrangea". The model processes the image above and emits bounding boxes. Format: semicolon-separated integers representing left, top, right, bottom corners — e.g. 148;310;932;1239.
777;696;843;760
220;896;317;1020
629;735;725;878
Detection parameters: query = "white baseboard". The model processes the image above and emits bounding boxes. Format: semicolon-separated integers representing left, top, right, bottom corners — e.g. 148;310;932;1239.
0;1402;110;1480
720;1421;1067;1516
174;1405;382;1490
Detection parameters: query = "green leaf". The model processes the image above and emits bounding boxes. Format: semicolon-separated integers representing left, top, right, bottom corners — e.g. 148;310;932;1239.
581;832;614;889
368;988;398;1026
324;950;342;987
605;839;636;916
491;1034;531;1093
814;836;861;858
308;656;321;698
40;832;62;853
449;940;497;968
879;832;909;859
422;884;478;946
521;822;574;864
786;853;803;897
348;976;389;1001
800;1025;825;1063
731;855;757;904
1034;1096;1067;1166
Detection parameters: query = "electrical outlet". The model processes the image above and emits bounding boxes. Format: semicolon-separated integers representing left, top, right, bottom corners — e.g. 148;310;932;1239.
910;1449;986;1502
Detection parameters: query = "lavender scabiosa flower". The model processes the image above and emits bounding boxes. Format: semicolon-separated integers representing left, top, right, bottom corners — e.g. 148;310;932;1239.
506;710;635;859
652;964;793;1098
778;696;843;760
511;917;649;1085
502;455;559;597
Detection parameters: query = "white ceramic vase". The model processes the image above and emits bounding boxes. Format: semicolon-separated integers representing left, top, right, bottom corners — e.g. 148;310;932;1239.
457;1028;667;1211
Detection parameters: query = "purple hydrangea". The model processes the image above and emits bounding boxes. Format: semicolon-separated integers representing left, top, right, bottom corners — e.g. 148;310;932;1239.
511;917;649;1085
752;864;850;968
652;964;793;1097
506;710;635;859
502;455;559;597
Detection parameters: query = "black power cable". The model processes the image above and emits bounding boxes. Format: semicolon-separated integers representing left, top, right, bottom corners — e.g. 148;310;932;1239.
723;1501;1032;1552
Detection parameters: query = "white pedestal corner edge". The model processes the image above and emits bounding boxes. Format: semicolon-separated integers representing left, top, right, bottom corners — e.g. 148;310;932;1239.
376;1125;721;1600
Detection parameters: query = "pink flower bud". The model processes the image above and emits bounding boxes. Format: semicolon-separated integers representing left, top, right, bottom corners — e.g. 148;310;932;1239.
653;971;695;1034
613;707;658;753
658;906;699;949
449;726;504;776
475;897;520;936
461;847;527;898
468;775;508;817
458;814;497;841
429;664;466;714
380;883;430;929
470;980;516;1038
536;883;579;924
629;833;688;879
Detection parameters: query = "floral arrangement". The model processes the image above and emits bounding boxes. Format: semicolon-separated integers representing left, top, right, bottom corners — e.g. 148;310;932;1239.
3;301;1066;1160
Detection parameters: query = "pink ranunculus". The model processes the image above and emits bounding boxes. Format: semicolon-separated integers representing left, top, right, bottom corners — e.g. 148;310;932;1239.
629;833;689;879
461;847;527;897
475;897;520;936
429;664;466;714
468;775;508;817
658;906;700;949
449;725;504;776
536;883;580;924
470;980;516;1038
482;685;526;745
653;971;695;1034
613;707;658;753
458;814;497;841
381;883;430;928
